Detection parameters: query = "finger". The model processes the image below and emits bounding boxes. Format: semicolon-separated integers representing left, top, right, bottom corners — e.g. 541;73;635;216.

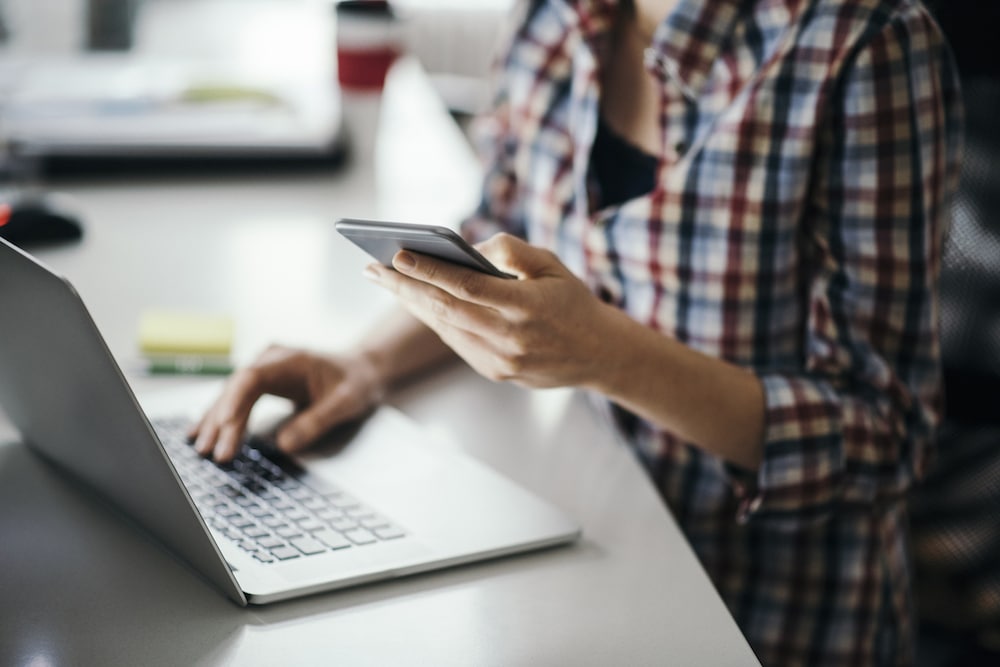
186;398;227;442
367;263;508;335
477;233;563;278
275;386;365;452
212;420;247;463
186;412;206;441
391;250;518;308
192;365;275;459
193;416;222;456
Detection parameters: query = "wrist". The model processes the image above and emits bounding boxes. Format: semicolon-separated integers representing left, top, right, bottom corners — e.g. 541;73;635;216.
350;346;391;403
580;300;643;397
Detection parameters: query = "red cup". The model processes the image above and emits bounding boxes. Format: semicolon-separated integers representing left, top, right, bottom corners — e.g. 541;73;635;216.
336;1;402;93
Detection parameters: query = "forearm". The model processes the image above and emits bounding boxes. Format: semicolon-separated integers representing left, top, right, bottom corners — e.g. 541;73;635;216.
351;306;460;392
362;240;766;469
587;303;766;471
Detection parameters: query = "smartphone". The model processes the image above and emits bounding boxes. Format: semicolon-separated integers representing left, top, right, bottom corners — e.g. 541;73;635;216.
335;219;516;279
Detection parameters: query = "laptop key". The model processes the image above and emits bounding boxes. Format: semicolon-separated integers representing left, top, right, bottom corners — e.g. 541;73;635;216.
253;553;275;564
236;539;258;552
315;507;343;521
221;527;243;541
243;525;269;539
313;529;351;550
374;525;406;540
284;508;310;522
256;536;285;549
287;487;314;501
343;528;377;545
301;496;327;511
262;515;285;528
273;478;300;491
331;495;360;510
276;525;303;539
269;546;301;561
345;506;371;517
258;490;282;503
299;518;324;532
290;537;326;556
299;476;342;498
330;517;357;533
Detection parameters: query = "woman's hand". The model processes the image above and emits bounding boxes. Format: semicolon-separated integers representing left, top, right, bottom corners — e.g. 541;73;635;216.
364;232;765;469
362;233;614;389
188;345;385;463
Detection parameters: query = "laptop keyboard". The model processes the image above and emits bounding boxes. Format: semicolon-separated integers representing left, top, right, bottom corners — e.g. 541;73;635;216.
154;418;406;565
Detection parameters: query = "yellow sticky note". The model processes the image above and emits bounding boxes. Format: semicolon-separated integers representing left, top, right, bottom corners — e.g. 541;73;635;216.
138;310;234;357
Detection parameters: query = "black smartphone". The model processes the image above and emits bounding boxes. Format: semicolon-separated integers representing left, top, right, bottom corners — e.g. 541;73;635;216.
335;219;516;279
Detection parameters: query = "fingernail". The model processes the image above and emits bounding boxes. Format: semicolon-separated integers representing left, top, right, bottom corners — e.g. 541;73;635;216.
362;264;381;281
394;252;415;272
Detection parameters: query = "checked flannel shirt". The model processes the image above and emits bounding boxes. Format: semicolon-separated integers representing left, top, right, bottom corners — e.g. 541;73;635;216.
461;0;962;664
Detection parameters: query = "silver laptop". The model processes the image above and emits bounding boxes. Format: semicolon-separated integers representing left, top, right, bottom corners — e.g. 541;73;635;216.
0;238;580;605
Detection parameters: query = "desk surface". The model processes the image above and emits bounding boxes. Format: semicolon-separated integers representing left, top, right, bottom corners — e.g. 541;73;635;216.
0;59;758;666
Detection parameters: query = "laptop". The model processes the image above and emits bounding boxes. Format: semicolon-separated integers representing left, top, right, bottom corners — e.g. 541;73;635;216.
0;237;580;605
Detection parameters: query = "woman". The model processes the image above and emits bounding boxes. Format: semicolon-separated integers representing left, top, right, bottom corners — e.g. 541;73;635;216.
192;0;962;663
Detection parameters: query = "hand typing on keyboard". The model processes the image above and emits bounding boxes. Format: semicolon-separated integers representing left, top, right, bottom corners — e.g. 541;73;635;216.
160;418;406;564
188;345;385;463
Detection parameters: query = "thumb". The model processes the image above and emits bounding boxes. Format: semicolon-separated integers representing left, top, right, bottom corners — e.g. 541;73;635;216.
477;233;561;278
275;387;363;452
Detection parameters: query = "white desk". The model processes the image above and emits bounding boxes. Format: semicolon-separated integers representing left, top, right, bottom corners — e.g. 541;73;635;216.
0;59;759;666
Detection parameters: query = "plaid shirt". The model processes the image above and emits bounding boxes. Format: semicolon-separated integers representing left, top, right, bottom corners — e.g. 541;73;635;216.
462;0;962;664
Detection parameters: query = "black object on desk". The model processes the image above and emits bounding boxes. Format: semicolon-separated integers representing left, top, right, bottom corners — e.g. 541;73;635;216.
0;195;84;247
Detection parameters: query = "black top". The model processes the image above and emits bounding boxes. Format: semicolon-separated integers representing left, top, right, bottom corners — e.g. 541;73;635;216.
589;116;660;210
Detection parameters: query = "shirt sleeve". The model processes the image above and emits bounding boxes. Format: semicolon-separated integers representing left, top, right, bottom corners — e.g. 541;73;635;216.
734;7;963;527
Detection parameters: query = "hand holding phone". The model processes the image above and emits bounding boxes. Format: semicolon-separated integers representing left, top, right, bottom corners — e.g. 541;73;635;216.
335;219;516;279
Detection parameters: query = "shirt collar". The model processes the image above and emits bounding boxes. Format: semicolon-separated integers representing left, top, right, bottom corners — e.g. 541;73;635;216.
552;0;618;39
651;0;747;99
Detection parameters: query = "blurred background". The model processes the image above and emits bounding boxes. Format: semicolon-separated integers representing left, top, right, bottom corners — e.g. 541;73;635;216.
0;0;514;182
0;0;514;367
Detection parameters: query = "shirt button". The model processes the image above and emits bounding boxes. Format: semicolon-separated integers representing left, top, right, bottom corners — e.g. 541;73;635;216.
642;48;695;100
643;47;664;73
736;496;763;525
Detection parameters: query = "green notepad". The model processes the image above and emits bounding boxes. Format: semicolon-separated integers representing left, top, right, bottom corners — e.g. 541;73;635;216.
138;310;234;357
